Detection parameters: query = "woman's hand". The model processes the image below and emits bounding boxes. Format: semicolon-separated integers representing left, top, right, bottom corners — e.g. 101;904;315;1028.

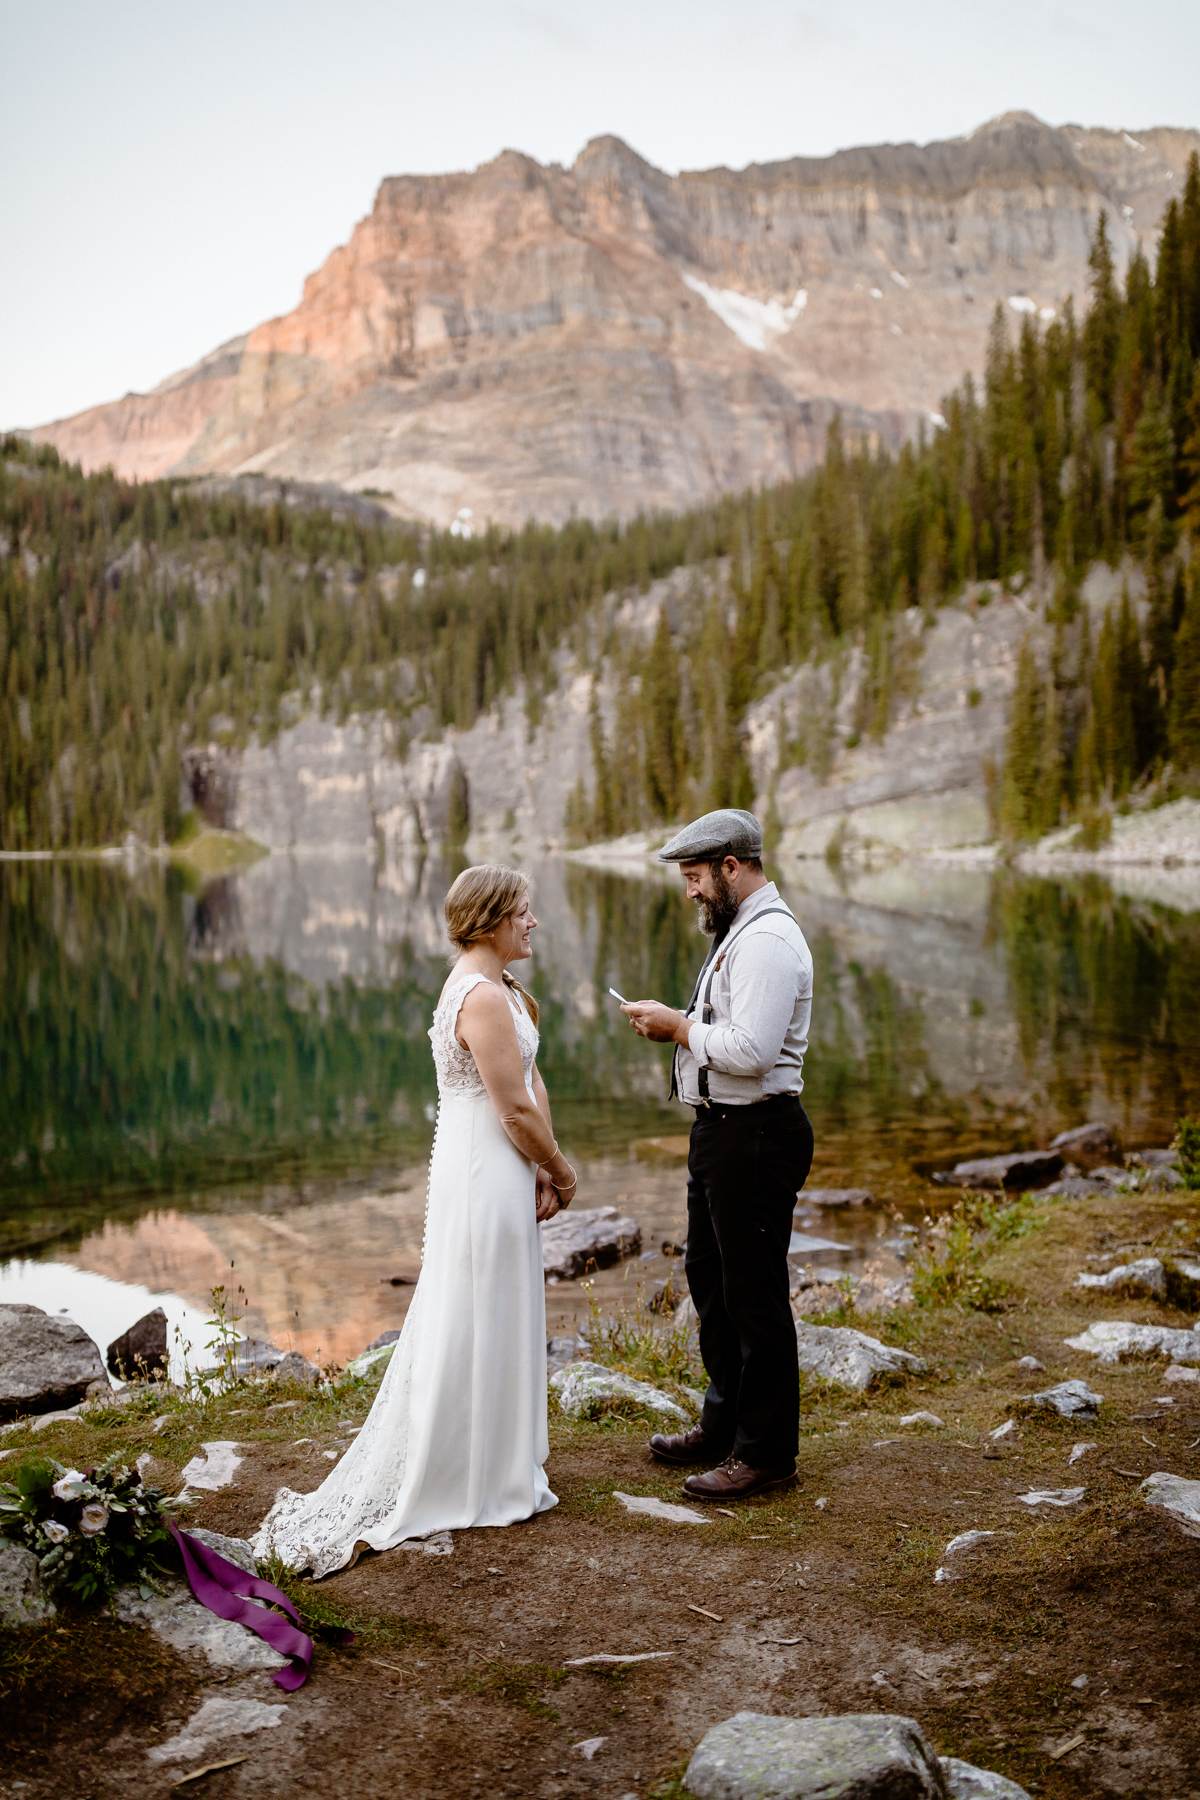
535;1166;562;1222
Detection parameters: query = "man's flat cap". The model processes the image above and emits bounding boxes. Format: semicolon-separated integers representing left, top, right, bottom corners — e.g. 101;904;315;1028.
655;808;764;863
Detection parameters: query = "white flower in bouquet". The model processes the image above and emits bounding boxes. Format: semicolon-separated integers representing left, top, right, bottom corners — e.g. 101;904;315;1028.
43;1519;70;1545
51;1470;88;1501
79;1503;109;1536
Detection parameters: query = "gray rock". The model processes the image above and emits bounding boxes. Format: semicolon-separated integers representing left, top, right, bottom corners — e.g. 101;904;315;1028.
1065;1322;1200;1365
1139;1471;1200;1539
1049;1122;1121;1167
541;1206;642;1279
547;1333;588;1373
179;1441;243;1491
790;1230;852;1256
1075;1258;1167;1300
899;1411;944;1428
934;1529;997;1583
0;1304;109;1420
801;1188;875;1209
114;1579;287;1672
852;1272;914;1315
187;1528;259;1575
1127;1147;1179;1171
1016;1486;1086;1507
933;1150;1063;1191
613;1490;711;1526
365;1329;402;1352
233;1336;285;1373
106;1307;169;1380
795;1323;927;1391
550;1360;689;1423
941;1757;1032;1799
1014;1356;1044;1371
1026;1379;1103;1419
1088;1164;1131;1188
345;1341;396;1378
28;1405;84;1433
685;1711;949;1800
1139;1165;1184;1192
272;1349;322;1386
1163;1363;1200;1384
0;1541;56;1626
1041;1175;1110;1199
146;1694;287;1764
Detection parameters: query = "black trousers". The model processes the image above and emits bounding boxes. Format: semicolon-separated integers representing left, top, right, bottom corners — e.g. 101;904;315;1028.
685;1094;814;1468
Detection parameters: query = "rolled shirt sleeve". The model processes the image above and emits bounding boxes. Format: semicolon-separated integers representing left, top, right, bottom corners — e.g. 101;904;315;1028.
686;931;802;1079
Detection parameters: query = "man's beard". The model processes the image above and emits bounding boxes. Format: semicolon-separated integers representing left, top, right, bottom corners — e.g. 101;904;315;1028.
695;870;740;941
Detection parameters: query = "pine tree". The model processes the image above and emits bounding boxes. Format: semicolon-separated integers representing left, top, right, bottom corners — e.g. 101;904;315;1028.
1168;572;1200;772
999;639;1045;841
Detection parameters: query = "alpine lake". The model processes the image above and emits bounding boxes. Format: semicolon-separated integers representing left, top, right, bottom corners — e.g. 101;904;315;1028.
2;850;1198;1374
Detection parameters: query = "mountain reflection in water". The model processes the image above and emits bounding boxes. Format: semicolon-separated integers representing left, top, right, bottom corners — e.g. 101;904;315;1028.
1;853;1197;1365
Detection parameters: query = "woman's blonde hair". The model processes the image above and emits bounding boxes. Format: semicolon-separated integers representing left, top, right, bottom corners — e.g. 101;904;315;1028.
443;864;539;1025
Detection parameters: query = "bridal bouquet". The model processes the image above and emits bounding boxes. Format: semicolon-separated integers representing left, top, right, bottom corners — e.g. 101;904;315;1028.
0;1455;189;1605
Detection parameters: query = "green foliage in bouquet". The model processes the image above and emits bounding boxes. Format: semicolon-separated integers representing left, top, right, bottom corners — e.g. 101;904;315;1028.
0;1455;189;1606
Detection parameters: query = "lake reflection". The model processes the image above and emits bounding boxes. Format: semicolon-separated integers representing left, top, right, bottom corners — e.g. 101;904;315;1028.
1;853;1197;1364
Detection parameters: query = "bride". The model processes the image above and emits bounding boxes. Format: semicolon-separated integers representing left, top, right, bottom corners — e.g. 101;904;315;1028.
254;865;576;1576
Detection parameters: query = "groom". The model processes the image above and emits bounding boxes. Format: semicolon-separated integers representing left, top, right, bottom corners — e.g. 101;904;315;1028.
622;809;814;1500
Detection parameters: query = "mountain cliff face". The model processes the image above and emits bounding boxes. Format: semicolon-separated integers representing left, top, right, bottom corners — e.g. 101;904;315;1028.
30;114;1200;526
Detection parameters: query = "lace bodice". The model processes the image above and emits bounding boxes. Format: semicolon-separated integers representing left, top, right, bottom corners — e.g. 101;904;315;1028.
428;971;539;1096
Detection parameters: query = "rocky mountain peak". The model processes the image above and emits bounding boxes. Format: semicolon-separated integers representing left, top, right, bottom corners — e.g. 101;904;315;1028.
28;115;1200;526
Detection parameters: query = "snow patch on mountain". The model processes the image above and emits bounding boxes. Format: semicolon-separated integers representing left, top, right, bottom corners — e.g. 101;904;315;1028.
681;275;807;352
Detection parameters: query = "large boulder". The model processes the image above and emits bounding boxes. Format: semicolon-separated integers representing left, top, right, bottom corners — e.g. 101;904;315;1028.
684;1712;948;1799
541;1206;641;1280
1139;1472;1200;1540
1049;1122;1121;1167
795;1323;927;1391
550;1360;689;1423
1064;1322;1200;1365
0;1304;108;1420
932;1150;1063;1191
0;1541;56;1627
106;1307;169;1379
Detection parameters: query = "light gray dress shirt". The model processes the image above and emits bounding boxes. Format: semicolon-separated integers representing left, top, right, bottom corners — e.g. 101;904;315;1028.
673;882;813;1106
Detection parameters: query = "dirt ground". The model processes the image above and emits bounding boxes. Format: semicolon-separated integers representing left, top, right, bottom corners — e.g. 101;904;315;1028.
3;1184;1199;1800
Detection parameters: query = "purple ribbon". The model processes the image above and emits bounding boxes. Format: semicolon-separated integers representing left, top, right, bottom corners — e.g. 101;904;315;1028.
169;1524;339;1690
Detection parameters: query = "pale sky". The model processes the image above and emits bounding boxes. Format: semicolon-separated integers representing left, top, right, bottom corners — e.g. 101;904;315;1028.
3;0;1197;428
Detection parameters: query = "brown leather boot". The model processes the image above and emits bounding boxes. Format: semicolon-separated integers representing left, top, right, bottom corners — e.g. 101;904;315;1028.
682;1457;798;1501
648;1425;726;1466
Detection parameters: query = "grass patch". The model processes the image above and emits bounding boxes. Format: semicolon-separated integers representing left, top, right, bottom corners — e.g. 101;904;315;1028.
582;1289;702;1393
910;1190;1045;1312
462;1655;567;1721
0;1363;387;1485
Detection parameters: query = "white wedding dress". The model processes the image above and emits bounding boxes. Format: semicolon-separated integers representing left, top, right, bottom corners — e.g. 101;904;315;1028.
254;971;557;1576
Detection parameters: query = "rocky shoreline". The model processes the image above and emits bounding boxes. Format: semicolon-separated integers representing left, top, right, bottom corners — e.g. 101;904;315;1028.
3;1120;1198;1796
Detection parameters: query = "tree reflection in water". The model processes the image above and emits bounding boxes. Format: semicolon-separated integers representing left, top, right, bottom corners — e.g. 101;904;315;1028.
1;857;1197;1258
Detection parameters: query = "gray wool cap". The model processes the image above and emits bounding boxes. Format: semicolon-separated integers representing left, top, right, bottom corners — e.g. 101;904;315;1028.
655;808;764;864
